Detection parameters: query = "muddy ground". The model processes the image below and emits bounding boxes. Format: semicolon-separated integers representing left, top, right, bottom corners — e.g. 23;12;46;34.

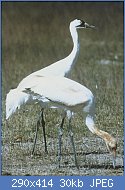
2;122;124;176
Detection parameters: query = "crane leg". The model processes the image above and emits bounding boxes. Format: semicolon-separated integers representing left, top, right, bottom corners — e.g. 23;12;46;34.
58;117;65;168
41;109;48;153
32;108;48;156
68;118;79;169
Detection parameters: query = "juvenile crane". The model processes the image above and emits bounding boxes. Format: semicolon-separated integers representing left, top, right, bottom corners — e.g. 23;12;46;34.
7;19;95;154
6;76;117;169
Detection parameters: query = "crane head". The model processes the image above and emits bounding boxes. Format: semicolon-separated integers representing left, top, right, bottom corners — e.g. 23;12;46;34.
71;19;95;29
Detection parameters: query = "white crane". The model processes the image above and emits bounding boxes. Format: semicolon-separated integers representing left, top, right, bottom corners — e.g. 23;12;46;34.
6;75;117;169
7;19;95;154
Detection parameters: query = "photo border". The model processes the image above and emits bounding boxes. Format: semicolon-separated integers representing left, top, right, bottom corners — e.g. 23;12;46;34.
0;0;124;189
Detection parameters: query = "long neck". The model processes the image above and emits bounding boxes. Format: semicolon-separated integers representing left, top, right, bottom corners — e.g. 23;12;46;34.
68;25;80;64
85;115;114;143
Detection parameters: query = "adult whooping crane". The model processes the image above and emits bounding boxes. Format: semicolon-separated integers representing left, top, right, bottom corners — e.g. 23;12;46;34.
6;75;117;169
7;19;95;154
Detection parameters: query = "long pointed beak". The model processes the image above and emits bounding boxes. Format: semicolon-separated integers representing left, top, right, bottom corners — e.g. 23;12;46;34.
112;150;116;169
85;22;95;29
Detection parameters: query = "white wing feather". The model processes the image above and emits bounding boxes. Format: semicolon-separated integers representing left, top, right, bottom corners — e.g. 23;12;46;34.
22;76;93;107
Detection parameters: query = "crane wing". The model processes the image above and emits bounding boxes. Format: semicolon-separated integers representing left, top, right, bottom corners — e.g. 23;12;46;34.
23;76;93;108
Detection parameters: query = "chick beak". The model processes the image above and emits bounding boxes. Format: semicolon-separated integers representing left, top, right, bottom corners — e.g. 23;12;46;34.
112;149;116;169
85;22;95;29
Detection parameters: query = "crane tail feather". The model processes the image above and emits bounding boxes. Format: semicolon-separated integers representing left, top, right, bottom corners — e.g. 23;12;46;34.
6;88;29;119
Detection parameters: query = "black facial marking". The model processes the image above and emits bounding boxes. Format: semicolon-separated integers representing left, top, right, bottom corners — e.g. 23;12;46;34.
77;20;85;27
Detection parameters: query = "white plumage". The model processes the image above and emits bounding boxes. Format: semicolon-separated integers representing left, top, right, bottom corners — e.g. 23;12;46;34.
6;19;95;154
24;76;93;110
18;19;95;87
6;19;117;168
6;76;93;118
6;76;117;168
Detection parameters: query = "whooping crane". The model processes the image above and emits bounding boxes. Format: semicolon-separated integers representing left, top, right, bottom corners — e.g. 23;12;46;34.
6;76;117;169
8;19;95;154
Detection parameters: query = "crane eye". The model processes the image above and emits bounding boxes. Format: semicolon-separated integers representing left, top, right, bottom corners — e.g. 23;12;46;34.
77;21;85;28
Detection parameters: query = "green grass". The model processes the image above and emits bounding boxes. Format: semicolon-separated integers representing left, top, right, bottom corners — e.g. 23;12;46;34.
2;2;124;175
